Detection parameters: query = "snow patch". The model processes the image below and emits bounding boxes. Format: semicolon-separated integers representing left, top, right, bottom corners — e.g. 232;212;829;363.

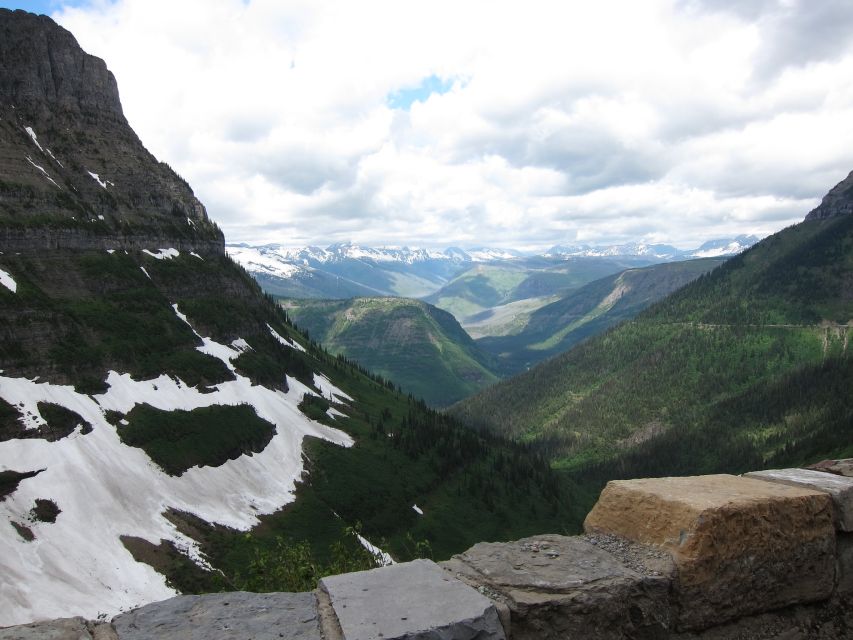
356;533;394;566
139;267;151;280
313;373;353;403
190;252;204;260
24;126;43;152
0;310;353;625
142;248;179;260
25;156;61;189
45;148;63;168
87;171;108;189
230;338;252;353
267;323;306;353
0;268;17;293
106;249;116;255
412;504;424;515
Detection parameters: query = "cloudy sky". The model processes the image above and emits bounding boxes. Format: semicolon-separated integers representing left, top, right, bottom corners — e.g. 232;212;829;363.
6;0;853;250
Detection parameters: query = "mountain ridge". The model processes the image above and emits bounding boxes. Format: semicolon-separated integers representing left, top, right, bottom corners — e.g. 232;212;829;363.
284;296;499;407
228;236;760;301
450;187;853;481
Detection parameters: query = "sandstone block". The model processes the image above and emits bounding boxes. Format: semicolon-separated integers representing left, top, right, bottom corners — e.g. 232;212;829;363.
745;468;853;531
442;534;672;640
112;592;320;640
0;617;92;640
319;559;505;640
583;474;836;630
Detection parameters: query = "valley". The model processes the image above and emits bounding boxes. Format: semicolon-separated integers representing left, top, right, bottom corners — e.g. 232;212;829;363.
2;4;853;634
450;205;853;490
0;10;576;625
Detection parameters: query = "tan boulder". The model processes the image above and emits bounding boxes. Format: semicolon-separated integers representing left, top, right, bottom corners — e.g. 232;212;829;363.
583;474;836;630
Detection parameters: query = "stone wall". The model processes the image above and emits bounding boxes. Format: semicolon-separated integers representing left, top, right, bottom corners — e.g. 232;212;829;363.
3;464;853;640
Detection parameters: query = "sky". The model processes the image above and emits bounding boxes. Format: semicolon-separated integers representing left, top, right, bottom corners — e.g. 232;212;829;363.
5;0;853;250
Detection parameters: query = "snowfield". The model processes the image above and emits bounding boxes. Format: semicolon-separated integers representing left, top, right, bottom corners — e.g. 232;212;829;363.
142;248;180;260
0;268;16;293
0;308;353;626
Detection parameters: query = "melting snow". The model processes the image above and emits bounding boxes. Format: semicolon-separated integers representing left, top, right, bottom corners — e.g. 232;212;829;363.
24;126;43;152
142;248;180;260
313;373;353;403
87;171;108;189
25;156;61;189
0;308;353;625
267;323;306;353
45;148;63;168
356;533;394;566
412;504;424;515
230;338;252;352
0;268;17;293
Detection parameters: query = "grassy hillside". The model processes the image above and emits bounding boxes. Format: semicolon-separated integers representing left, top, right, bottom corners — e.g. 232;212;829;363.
450;214;853;486
284;297;499;407
477;258;725;375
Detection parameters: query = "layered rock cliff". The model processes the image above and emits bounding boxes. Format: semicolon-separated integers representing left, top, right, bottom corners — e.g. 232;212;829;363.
0;8;221;252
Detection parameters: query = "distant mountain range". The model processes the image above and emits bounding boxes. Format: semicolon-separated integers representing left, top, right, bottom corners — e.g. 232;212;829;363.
228;236;760;301
545;235;759;260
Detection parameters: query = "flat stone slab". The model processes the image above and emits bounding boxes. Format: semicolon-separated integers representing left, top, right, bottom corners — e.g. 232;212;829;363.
442;534;672;640
112;592;320;640
319;559;504;640
745;468;853;531
808;458;853;477
0;618;94;640
583;474;836;630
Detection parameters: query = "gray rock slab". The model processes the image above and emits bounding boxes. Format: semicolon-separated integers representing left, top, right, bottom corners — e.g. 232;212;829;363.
808;459;853;477
319;559;505;640
443;534;672;640
112;592;320;640
0;617;92;640
745;468;853;531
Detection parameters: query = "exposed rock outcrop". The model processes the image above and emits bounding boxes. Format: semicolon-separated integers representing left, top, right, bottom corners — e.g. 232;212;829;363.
583;474;836;630
805;170;853;220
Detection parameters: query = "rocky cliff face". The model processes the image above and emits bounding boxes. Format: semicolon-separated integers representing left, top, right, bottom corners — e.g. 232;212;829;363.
806;170;853;220
0;8;221;252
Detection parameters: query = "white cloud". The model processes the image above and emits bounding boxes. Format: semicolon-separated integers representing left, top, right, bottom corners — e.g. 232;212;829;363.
54;0;853;249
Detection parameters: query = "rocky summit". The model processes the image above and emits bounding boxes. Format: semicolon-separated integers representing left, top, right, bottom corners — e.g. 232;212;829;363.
0;8;221;253
806;169;853;220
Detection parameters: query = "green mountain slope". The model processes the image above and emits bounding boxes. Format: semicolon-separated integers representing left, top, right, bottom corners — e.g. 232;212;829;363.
0;10;580;622
284;297;499;407
424;257;638;321
450;204;853;482
477;258;725;375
